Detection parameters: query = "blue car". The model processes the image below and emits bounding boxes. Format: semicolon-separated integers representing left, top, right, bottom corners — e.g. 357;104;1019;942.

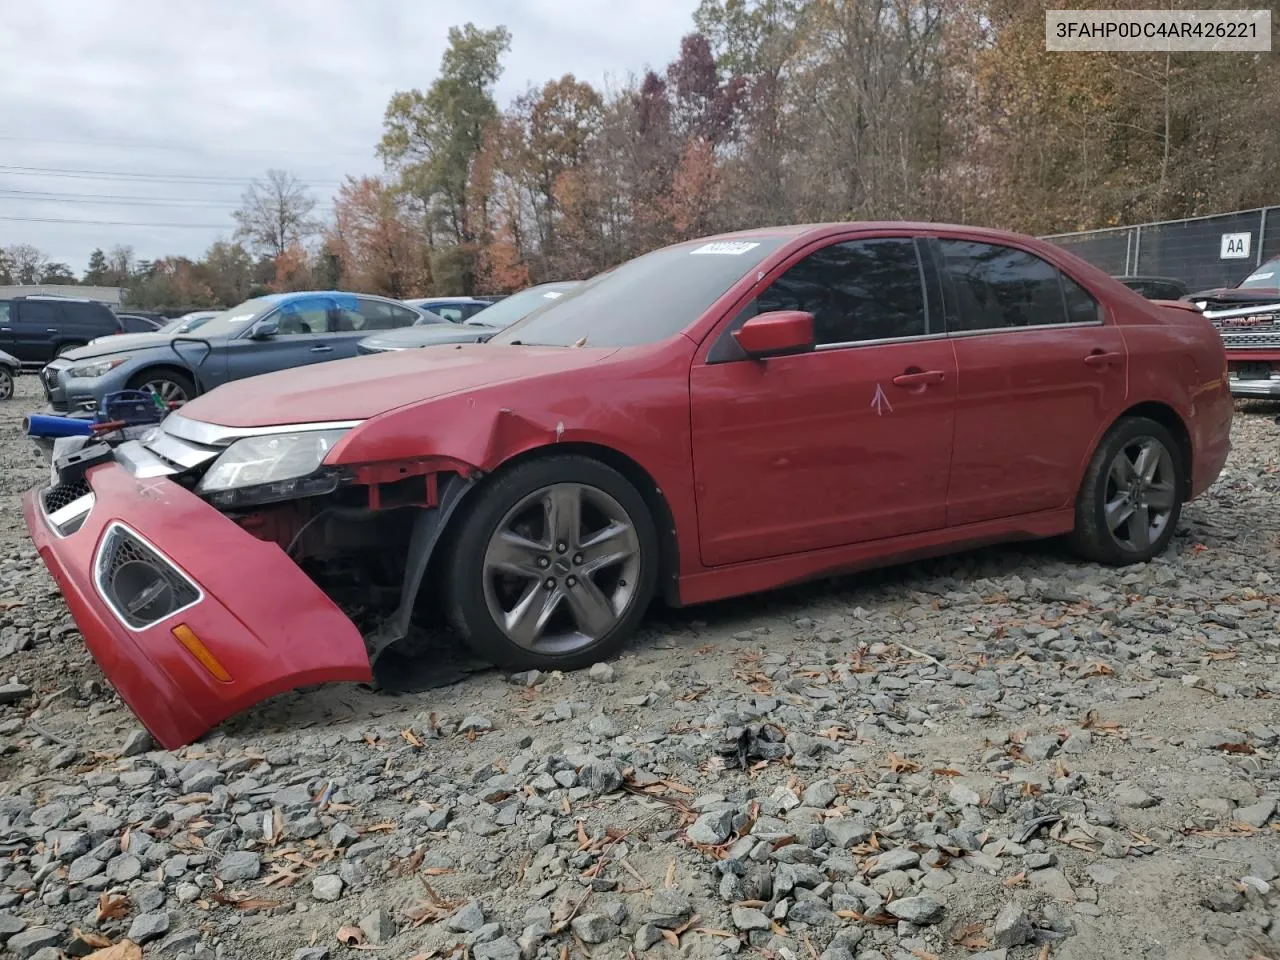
40;291;427;414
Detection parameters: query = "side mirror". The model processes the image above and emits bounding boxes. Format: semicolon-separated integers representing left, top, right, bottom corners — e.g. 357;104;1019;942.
732;310;815;359
250;319;279;340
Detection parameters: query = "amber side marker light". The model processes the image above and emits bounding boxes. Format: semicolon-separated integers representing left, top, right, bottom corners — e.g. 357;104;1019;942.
172;624;232;682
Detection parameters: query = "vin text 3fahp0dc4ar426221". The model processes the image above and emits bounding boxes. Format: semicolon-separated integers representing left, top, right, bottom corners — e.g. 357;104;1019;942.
24;221;1233;749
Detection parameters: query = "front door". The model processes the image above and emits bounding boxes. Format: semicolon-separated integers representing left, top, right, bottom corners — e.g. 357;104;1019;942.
933;237;1130;525
217;296;340;388
690;235;958;567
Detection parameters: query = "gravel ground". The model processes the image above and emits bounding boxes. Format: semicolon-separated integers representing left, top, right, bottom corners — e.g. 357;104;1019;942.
2;373;1280;960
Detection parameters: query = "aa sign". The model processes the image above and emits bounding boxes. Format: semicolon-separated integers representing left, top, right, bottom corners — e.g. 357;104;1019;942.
1221;232;1251;260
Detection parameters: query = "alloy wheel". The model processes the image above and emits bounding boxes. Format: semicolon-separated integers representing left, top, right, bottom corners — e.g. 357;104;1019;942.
141;379;188;405
481;482;642;655
1103;436;1177;553
0;370;12;401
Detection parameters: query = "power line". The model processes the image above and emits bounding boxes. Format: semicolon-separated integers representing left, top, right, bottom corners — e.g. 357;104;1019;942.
0;133;374;159
0;164;346;187
0;188;337;213
0;215;237;228
0;189;248;207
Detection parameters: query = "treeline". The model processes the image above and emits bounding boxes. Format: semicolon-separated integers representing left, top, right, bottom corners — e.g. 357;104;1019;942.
8;0;1280;308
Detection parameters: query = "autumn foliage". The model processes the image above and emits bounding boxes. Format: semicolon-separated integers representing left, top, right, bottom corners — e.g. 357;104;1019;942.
54;0;1280;308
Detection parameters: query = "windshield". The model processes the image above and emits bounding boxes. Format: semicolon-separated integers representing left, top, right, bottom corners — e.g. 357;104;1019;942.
1240;260;1280;289
463;283;581;327
169;297;279;338
489;238;789;347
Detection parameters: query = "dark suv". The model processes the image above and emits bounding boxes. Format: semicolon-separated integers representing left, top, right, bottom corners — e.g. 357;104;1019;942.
0;296;123;368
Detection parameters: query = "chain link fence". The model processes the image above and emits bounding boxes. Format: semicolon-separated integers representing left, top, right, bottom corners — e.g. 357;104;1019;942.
1042;206;1280;291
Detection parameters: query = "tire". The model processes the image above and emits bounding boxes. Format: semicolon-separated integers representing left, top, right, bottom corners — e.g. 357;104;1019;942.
55;342;85;357
1069;416;1185;565
443;456;660;671
126;368;197;406
0;367;12;402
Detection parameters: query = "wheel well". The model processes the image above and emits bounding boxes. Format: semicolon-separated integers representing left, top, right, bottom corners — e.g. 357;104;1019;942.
126;364;198;392
1116;401;1192;486
436;442;682;607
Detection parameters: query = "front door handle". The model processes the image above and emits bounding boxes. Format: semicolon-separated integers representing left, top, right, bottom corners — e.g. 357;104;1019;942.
46;328;58;333
1084;351;1123;367
310;345;334;353
892;369;946;387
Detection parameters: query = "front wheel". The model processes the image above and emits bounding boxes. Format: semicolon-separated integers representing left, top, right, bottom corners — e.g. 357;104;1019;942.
127;369;196;406
0;367;13;401
1070;416;1185;565
443;456;659;671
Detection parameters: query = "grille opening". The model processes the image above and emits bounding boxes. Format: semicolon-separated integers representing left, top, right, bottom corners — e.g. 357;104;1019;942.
43;479;91;514
97;527;199;629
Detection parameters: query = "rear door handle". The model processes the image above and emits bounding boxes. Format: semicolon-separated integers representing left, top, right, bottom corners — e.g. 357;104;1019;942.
310;345;334;353
1084;351;1123;367
892;369;946;387
46;328;58;333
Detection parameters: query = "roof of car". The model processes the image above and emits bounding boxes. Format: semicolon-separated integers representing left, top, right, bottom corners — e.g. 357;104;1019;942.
700;221;1076;247
260;290;398;303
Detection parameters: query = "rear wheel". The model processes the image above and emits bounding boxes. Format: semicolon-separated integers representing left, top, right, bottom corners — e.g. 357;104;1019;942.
127;369;196;406
0;367;13;401
1070;416;1185;565
444;456;659;671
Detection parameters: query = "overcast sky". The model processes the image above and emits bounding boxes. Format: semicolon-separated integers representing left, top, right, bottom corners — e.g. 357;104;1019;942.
0;0;698;274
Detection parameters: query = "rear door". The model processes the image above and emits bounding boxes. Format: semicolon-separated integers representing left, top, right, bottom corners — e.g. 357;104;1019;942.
331;297;421;355
933;237;1128;525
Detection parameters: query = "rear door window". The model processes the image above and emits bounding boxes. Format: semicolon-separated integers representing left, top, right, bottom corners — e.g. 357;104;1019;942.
17;301;59;328
937;240;1101;332
351;299;421;331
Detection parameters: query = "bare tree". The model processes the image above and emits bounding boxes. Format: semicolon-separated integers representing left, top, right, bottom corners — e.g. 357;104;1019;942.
232;169;321;258
105;245;135;285
1;244;51;284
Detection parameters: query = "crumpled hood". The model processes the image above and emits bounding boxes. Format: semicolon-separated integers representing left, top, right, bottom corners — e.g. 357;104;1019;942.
359;323;499;351
179;343;619;426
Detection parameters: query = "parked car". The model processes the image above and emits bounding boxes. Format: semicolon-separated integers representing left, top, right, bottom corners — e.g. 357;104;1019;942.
0;349;17;401
1183;257;1280;398
24;222;1233;748
39;291;426;413
156;311;222;337
402;297;493;323
0;295;123;368
1113;275;1190;301
359;282;581;354
116;313;166;333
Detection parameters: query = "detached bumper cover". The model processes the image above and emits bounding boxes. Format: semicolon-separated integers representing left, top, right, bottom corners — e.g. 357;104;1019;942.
24;462;372;749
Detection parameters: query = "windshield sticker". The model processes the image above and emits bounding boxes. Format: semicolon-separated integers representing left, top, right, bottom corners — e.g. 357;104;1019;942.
1248;271;1275;281
690;241;761;256
224;314;257;324
543;291;563;299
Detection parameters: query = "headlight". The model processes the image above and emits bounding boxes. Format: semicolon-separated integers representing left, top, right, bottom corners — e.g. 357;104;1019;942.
68;357;129;378
196;429;349;505
1195;301;1208;310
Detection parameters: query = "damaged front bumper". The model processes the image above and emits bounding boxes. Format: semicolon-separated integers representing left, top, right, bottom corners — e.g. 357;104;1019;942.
24;459;373;749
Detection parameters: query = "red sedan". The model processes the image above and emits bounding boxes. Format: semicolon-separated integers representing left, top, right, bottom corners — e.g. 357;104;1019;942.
25;222;1233;748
